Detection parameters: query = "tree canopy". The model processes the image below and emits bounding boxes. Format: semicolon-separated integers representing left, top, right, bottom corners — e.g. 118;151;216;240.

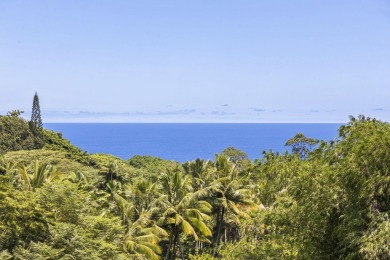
30;92;43;130
1;112;390;259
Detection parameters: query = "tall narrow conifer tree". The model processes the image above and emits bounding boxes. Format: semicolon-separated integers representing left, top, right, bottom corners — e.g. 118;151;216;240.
30;92;43;132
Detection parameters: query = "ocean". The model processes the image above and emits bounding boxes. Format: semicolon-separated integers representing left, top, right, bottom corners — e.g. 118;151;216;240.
44;123;342;162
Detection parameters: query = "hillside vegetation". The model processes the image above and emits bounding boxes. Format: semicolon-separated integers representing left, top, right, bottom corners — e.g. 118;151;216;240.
1;113;390;259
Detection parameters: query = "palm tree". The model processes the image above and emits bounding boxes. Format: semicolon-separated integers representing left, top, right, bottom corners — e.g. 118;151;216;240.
99;161;122;194
125;179;160;218
209;155;253;249
114;193;167;259
17;160;60;191
124;209;168;260
67;170;87;185
182;159;214;190
159;168;212;260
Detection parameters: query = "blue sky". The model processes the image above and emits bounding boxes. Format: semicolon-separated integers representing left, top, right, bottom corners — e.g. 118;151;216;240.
0;0;389;122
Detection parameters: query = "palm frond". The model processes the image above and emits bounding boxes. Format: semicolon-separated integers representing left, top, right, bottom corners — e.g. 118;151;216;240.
188;217;212;237
181;218;198;240
133;244;160;260
17;164;32;191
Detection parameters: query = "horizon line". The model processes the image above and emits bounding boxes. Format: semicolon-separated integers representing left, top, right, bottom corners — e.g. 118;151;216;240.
43;121;346;124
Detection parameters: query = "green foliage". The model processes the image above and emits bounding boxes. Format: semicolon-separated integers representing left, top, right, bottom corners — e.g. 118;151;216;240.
359;216;390;259
285;132;319;159
208;155;253;250
43;129;97;166
12;242;63;260
17;160;61;191
220;147;251;171
31;220;127;260
220;147;248;163
126;155;181;186
332;115;390;258
183;159;214;190
249;116;390;259
1;112;390;259
189;253;216;260
0;175;49;251
38;181;89;224
128;155;176;170
0;109;95;165
159;168;212;259
29;92;43;138
30;181;127;259
0;110;43;154
91;153;123;166
4;150;99;187
0;250;12;259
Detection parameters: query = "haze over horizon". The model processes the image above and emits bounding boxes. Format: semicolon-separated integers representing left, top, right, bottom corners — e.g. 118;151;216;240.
1;1;389;123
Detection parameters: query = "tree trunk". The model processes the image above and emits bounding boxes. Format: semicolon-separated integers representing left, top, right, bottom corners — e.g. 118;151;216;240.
165;234;173;260
217;207;225;245
178;234;185;260
214;207;225;256
195;240;199;255
172;233;177;260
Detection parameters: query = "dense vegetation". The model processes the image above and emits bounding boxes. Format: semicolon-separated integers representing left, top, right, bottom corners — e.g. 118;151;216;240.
1;112;390;259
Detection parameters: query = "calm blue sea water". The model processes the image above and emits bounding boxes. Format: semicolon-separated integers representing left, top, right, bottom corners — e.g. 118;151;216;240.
44;123;342;162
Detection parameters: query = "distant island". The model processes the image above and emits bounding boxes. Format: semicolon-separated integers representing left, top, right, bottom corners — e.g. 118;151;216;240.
0;94;389;259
